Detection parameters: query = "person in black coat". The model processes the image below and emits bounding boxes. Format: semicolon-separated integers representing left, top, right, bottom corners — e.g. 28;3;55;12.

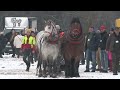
4;29;16;57
99;25;109;73
109;27;120;75
84;27;100;72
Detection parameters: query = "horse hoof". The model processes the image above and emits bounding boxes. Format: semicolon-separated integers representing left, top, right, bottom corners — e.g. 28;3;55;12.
52;74;57;78
38;74;42;77
43;74;47;78
75;74;80;77
65;76;70;78
50;74;53;77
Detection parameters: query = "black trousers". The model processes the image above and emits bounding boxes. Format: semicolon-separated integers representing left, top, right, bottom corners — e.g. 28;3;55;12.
15;48;20;58
10;42;15;56
0;44;3;57
23;49;33;68
112;52;120;74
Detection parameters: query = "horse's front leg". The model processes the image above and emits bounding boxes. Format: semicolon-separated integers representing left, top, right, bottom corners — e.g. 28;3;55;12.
74;60;80;77
48;59;53;77
52;60;57;78
65;59;71;78
42;60;47;77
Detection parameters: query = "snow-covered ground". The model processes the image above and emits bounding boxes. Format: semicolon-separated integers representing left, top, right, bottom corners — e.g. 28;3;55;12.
0;54;120;79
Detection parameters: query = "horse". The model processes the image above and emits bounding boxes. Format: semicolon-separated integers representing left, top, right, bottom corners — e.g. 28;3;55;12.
36;20;60;78
61;17;85;78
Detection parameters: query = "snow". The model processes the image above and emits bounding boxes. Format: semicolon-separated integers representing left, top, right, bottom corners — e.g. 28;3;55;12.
0;54;120;79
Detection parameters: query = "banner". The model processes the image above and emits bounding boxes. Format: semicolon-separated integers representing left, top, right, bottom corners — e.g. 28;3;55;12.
5;17;28;29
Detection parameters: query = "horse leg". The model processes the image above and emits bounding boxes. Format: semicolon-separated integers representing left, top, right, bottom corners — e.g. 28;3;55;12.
48;59;53;77
74;61;80;77
70;58;75;77
56;57;61;76
42;60;47;77
37;58;42;77
65;60;70;78
36;62;39;76
36;60;40;76
52;60;57;78
38;64;42;77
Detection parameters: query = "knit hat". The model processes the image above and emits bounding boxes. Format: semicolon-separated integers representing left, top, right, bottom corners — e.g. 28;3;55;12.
100;25;106;30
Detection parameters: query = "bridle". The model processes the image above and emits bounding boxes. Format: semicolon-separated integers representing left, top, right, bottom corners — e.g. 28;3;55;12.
44;20;59;44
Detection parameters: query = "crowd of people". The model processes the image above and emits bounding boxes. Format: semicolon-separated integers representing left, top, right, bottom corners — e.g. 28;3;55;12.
0;23;120;75
84;25;120;75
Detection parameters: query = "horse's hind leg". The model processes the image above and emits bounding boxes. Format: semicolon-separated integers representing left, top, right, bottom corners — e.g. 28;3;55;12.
38;60;42;77
36;60;39;76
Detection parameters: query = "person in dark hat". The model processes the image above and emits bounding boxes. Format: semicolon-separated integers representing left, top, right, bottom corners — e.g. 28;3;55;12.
106;28;114;72
109;27;120;75
99;25;109;73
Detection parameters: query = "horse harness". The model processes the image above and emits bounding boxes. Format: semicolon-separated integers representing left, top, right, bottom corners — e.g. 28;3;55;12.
65;30;81;45
44;23;59;44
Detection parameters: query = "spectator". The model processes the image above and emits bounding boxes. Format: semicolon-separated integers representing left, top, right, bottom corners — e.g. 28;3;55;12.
84;27;100;72
96;29;101;71
21;29;36;72
106;28;114;72
99;25;109;73
31;31;37;63
109;27;120;75
13;32;23;58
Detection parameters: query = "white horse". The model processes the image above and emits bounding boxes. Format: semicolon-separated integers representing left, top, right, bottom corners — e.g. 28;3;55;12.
36;20;60;78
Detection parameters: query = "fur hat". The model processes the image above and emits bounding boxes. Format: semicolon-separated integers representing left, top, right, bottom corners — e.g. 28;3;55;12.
26;28;32;33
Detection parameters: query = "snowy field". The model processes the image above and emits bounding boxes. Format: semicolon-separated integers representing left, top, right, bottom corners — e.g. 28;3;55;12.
0;54;120;79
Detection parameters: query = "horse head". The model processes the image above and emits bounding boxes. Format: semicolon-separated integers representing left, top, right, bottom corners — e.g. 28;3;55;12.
69;17;82;40
44;19;59;43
